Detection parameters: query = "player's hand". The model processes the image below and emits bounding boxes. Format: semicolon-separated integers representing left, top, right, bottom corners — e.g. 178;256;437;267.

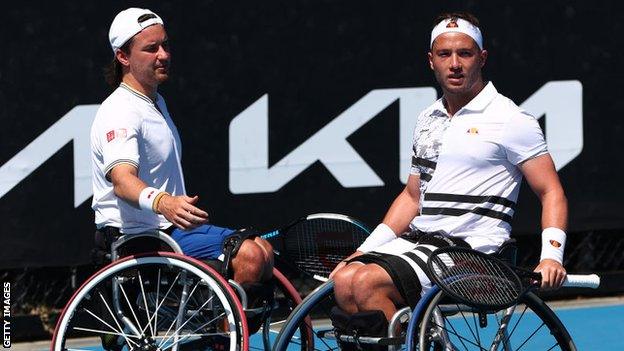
534;259;567;290
157;194;209;230
329;251;364;278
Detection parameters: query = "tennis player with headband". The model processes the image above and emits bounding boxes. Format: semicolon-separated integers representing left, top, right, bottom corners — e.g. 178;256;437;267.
329;12;568;347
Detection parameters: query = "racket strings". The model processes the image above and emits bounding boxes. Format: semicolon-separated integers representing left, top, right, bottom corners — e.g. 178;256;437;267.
284;218;369;278
430;250;522;309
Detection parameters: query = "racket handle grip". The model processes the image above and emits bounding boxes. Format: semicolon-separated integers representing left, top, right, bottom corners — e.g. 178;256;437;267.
563;274;600;289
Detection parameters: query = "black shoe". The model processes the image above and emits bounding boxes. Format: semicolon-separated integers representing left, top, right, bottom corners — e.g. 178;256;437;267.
100;334;124;351
178;334;230;351
329;307;389;351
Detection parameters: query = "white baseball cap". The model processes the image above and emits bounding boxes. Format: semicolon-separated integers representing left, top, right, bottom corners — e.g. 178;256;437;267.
109;8;164;53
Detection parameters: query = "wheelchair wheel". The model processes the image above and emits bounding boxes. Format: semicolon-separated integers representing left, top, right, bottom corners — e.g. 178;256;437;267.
51;252;248;351
252;268;313;351
272;280;340;351
417;290;576;351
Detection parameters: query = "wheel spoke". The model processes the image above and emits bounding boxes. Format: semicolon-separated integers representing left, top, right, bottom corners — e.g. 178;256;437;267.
457;307;480;349
428;315;488;351
54;256;244;351
155;268;161;334
472;311;481;347
159;291;217;348
420;291;573;351
137;270;156;338
501;304;528;348
160;312;227;350
72;326;140;338
514;322;547;351
79;307;129;340
158;309;183;349
142;272;181;335
98;291;141;348
118;282;144;337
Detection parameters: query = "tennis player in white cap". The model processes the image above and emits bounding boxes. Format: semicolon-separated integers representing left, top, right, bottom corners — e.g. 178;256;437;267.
91;7;273;289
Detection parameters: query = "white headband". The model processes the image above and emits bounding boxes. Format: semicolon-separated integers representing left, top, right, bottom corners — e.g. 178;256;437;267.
430;18;483;50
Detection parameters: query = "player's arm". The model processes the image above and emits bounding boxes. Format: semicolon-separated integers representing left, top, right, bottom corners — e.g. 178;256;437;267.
109;164;208;230
330;174;421;277
380;173;422;234
519;153;568;289
359;173;421;251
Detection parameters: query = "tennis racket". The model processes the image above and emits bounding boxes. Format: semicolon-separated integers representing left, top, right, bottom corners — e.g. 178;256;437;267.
261;213;371;282
427;246;600;311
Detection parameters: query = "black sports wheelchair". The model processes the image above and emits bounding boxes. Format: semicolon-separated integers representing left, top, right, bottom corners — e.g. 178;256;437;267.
272;238;600;351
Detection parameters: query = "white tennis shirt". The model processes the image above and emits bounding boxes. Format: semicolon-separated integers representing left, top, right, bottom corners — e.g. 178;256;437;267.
90;84;186;233
409;82;548;252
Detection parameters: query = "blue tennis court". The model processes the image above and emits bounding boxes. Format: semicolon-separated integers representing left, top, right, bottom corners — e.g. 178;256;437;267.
555;302;624;350
27;299;624;350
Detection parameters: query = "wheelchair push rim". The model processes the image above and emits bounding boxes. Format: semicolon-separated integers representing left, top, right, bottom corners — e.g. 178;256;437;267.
51;252;249;351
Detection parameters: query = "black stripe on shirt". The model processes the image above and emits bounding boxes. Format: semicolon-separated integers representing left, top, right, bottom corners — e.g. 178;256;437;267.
104;159;139;181
420;173;432;182
421;206;513;225
424;193;517;210
412;156;437;170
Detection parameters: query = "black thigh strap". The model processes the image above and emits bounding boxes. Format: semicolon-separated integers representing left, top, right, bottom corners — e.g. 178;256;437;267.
220;228;260;278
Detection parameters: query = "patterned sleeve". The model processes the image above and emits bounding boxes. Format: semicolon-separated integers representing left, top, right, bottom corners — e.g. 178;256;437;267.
502;111;548;165
410;113;423;175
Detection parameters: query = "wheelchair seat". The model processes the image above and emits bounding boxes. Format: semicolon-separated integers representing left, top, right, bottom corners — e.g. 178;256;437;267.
493;237;517;266
111;231;183;260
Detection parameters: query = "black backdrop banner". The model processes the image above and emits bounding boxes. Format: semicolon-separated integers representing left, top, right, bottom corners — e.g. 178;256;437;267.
1;1;621;268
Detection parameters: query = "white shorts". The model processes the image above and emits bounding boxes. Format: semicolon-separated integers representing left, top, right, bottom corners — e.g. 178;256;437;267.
351;234;470;308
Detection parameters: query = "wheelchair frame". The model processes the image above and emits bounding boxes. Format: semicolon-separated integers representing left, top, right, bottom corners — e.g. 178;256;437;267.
272;240;582;351
51;231;307;351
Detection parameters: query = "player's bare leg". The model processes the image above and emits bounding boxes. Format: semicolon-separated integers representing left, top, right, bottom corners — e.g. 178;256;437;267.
333;263;365;314
351;264;404;320
254;236;274;280
231;239;272;284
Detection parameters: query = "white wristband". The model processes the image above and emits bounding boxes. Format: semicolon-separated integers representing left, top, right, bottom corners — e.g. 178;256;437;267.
540;227;566;264
358;223;397;252
139;187;160;212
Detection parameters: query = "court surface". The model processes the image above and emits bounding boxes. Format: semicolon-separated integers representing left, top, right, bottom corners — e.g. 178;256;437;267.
20;297;624;351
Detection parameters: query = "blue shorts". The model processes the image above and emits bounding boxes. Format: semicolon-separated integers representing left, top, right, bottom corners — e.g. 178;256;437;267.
171;224;235;260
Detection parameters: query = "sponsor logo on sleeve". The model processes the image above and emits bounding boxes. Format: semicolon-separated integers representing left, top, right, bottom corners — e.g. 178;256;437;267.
106;128;128;142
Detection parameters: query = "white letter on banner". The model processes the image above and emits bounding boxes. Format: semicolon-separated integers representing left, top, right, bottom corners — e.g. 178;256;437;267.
520;80;583;170
229;88;436;194
0;105;99;207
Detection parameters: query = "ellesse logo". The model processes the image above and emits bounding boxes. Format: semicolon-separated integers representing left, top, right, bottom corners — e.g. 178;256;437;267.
446;18;459;28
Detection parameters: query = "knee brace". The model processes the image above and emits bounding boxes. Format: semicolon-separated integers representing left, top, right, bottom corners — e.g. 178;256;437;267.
220;228;259;278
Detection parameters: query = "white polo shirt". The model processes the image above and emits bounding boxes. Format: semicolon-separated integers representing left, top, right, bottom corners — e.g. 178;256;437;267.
90;83;186;233
409;82;548;252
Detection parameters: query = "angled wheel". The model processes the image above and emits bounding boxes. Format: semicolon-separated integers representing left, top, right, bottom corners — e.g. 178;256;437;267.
51;252;248;351
251;268;313;351
274;280;412;351
272;280;339;351
417;290;576;351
